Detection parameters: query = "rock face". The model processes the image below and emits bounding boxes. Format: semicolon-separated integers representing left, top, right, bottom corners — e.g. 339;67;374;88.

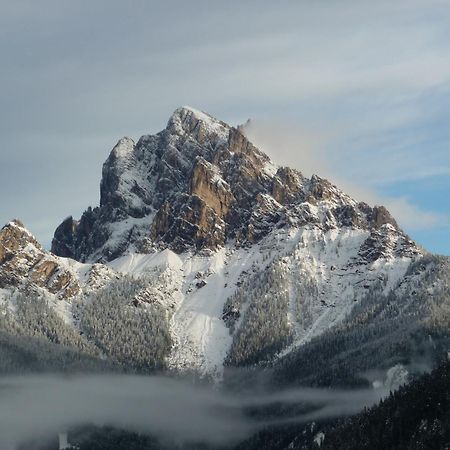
51;106;410;263
0;220;81;298
0;220;117;300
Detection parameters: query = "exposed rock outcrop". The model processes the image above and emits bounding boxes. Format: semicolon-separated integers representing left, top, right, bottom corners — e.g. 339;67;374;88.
0;220;118;299
189;157;235;218
0;220;81;298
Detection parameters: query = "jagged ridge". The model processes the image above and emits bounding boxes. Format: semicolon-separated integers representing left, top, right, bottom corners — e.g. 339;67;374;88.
51;106;405;263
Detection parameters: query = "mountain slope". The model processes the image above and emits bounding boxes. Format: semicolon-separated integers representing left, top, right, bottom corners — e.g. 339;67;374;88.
42;106;427;377
3;106;448;381
0;221;172;373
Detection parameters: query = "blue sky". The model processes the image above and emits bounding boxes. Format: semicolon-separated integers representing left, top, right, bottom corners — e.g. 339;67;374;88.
0;0;449;253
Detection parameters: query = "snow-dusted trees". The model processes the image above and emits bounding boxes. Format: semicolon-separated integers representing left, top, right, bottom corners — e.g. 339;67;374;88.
225;261;292;366
0;293;96;354
0;295;111;374
80;276;172;372
272;255;450;388
0;275;174;374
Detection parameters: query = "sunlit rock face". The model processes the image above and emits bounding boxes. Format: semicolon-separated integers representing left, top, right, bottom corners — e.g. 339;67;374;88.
0;219;119;300
0;220;81;299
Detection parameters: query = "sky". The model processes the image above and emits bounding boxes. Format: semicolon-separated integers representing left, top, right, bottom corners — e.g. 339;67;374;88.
1;0;450;254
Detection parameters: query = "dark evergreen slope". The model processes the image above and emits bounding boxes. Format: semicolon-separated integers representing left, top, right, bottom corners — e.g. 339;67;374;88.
230;360;450;450
320;360;450;450
0;331;114;374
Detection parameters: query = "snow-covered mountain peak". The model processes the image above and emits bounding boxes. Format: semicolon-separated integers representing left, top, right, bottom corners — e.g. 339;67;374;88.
51;107;415;268
110;136;135;159
167;106;230;143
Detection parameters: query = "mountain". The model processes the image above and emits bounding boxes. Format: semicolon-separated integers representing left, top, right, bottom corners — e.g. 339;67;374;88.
52;106;410;263
4;106;450;449
1;106;448;383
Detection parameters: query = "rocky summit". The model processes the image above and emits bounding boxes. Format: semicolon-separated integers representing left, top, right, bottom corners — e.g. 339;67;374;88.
51;106;414;263
2;106;439;381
